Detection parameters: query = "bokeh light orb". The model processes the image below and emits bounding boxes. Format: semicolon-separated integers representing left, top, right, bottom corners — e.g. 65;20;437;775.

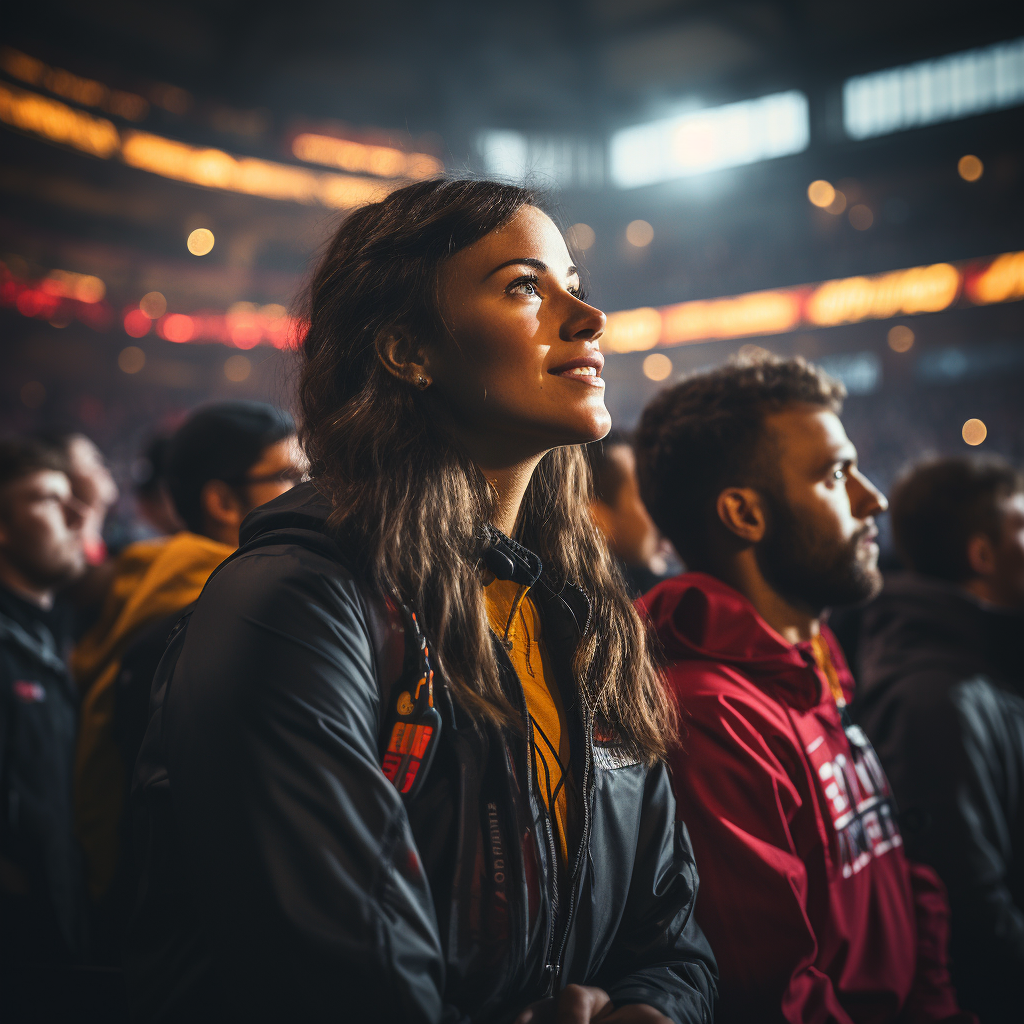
849;204;874;230
140;291;167;319
162;314;195;343
118;346;146;374
187;228;215;256
807;180;835;208
123;308;151;337
958;155;983;182
626;220;654;247
887;325;915;352
568;223;595;250
224;355;252;382
962;418;987;445
642;353;673;381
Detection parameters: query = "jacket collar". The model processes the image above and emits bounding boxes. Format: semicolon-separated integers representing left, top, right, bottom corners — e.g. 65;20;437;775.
639;571;831;709
482;525;542;587
0;607;68;677
482;526;592;640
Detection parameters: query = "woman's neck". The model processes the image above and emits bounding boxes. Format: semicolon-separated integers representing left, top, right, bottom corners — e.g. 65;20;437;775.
478;455;545;537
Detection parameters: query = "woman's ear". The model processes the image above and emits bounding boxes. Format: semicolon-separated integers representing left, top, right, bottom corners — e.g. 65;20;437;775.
377;329;432;389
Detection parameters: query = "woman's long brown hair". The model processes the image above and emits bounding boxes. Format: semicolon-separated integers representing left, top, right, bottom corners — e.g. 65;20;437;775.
298;178;675;764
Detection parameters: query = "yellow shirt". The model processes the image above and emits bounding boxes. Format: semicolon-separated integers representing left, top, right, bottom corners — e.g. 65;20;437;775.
484;578;572;864
810;633;846;707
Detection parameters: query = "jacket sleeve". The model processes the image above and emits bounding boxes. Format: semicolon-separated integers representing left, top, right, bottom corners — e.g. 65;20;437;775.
595;762;718;1024
163;546;450;1023
901;861;976;1023
883;674;1024;1017
670;687;857;1024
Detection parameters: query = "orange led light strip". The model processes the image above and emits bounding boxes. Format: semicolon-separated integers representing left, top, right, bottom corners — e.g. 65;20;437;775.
603;251;1024;353
0;80;394;210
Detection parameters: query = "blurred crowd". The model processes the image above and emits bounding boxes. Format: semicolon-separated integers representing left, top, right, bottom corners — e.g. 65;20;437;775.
1;358;1022;1021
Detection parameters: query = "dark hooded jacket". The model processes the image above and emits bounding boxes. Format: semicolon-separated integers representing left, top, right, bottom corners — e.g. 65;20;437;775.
854;573;1024;1023
0;584;83;963
125;483;717;1023
640;572;970;1024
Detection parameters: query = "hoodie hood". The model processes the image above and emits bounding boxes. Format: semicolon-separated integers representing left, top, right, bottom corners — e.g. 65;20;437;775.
858;571;1022;698
72;528;234;899
239;479;332;544
639;572;834;709
239;482;543;588
72;532;233;690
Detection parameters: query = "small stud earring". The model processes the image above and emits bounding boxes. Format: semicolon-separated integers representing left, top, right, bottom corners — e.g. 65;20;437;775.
416;375;430;389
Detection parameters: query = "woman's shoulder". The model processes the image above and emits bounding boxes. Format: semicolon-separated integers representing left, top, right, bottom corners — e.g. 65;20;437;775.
185;535;378;678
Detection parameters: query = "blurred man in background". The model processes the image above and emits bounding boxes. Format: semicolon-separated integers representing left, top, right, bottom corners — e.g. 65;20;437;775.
37;431;119;568
855;457;1024;1023
71;401;299;956
586;430;670;597
634;355;972;1024
132;436;182;539
0;438;87;965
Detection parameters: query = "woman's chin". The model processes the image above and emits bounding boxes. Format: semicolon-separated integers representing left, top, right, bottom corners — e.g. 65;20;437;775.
551;408;613;447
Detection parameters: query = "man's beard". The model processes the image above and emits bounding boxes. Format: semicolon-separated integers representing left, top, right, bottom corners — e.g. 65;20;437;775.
755;491;882;615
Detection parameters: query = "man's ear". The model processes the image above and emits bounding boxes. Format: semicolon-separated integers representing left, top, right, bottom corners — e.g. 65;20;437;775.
589;499;616;540
715;487;768;544
199;479;244;532
377;329;431;386
966;532;996;578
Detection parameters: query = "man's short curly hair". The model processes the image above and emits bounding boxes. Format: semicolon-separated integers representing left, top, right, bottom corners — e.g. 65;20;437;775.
634;352;845;566
890;456;1024;583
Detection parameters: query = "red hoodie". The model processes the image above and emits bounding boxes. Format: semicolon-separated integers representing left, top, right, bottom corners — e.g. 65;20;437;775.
639;573;972;1024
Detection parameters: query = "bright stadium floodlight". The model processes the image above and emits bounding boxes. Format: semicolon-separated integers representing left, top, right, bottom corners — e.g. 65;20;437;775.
609;90;810;189
843;37;1024;140
474;131;605;189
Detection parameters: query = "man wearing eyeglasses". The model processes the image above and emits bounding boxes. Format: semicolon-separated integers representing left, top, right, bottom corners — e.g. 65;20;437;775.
72;402;300;957
0;437;88;965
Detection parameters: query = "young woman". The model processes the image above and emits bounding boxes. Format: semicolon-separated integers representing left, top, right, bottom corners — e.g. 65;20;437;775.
126;179;716;1023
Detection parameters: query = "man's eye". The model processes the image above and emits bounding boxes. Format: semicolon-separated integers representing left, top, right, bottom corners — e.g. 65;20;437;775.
833;467;848;481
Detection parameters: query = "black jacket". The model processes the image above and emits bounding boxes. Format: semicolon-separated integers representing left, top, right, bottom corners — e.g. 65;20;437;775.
126;483;717;1023
853;573;1024;1023
0;585;83;963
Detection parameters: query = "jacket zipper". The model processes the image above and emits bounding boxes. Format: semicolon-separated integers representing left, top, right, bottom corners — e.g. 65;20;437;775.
488;579;594;998
489;611;560;1000
545;701;595;994
547;586;595;992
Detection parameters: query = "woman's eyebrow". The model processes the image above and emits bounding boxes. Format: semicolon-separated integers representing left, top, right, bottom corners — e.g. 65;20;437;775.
483;257;578;280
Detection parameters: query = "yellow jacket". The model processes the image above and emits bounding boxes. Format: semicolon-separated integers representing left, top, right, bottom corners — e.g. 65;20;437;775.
72;532;232;899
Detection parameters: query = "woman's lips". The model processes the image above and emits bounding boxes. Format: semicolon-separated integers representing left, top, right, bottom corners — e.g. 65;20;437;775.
549;355;605;386
556;365;604;386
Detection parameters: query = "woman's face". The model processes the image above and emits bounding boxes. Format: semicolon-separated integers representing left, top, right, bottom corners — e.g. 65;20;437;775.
424;205;610;465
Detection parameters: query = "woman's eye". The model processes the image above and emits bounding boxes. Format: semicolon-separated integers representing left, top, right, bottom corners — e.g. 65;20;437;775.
508;277;540;296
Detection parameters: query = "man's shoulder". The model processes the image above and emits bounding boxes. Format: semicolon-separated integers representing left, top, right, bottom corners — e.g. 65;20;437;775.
665;658;794;729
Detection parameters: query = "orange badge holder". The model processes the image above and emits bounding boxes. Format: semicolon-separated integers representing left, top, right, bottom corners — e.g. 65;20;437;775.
380;603;441;801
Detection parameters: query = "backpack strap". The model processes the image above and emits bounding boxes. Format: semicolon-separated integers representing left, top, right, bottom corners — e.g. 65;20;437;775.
144;534;441;802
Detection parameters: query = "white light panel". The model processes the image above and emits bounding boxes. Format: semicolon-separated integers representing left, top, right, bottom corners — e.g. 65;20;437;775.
844;37;1024;140
609;90;810;189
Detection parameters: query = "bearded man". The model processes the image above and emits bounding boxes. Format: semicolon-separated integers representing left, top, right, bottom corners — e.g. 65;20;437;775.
633;354;973;1024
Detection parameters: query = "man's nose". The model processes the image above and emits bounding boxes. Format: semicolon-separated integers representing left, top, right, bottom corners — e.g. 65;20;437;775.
64;494;89;528
850;468;887;518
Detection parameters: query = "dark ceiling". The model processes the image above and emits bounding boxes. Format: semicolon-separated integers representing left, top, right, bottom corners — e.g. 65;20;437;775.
3;0;1024;459
7;1;1022;142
